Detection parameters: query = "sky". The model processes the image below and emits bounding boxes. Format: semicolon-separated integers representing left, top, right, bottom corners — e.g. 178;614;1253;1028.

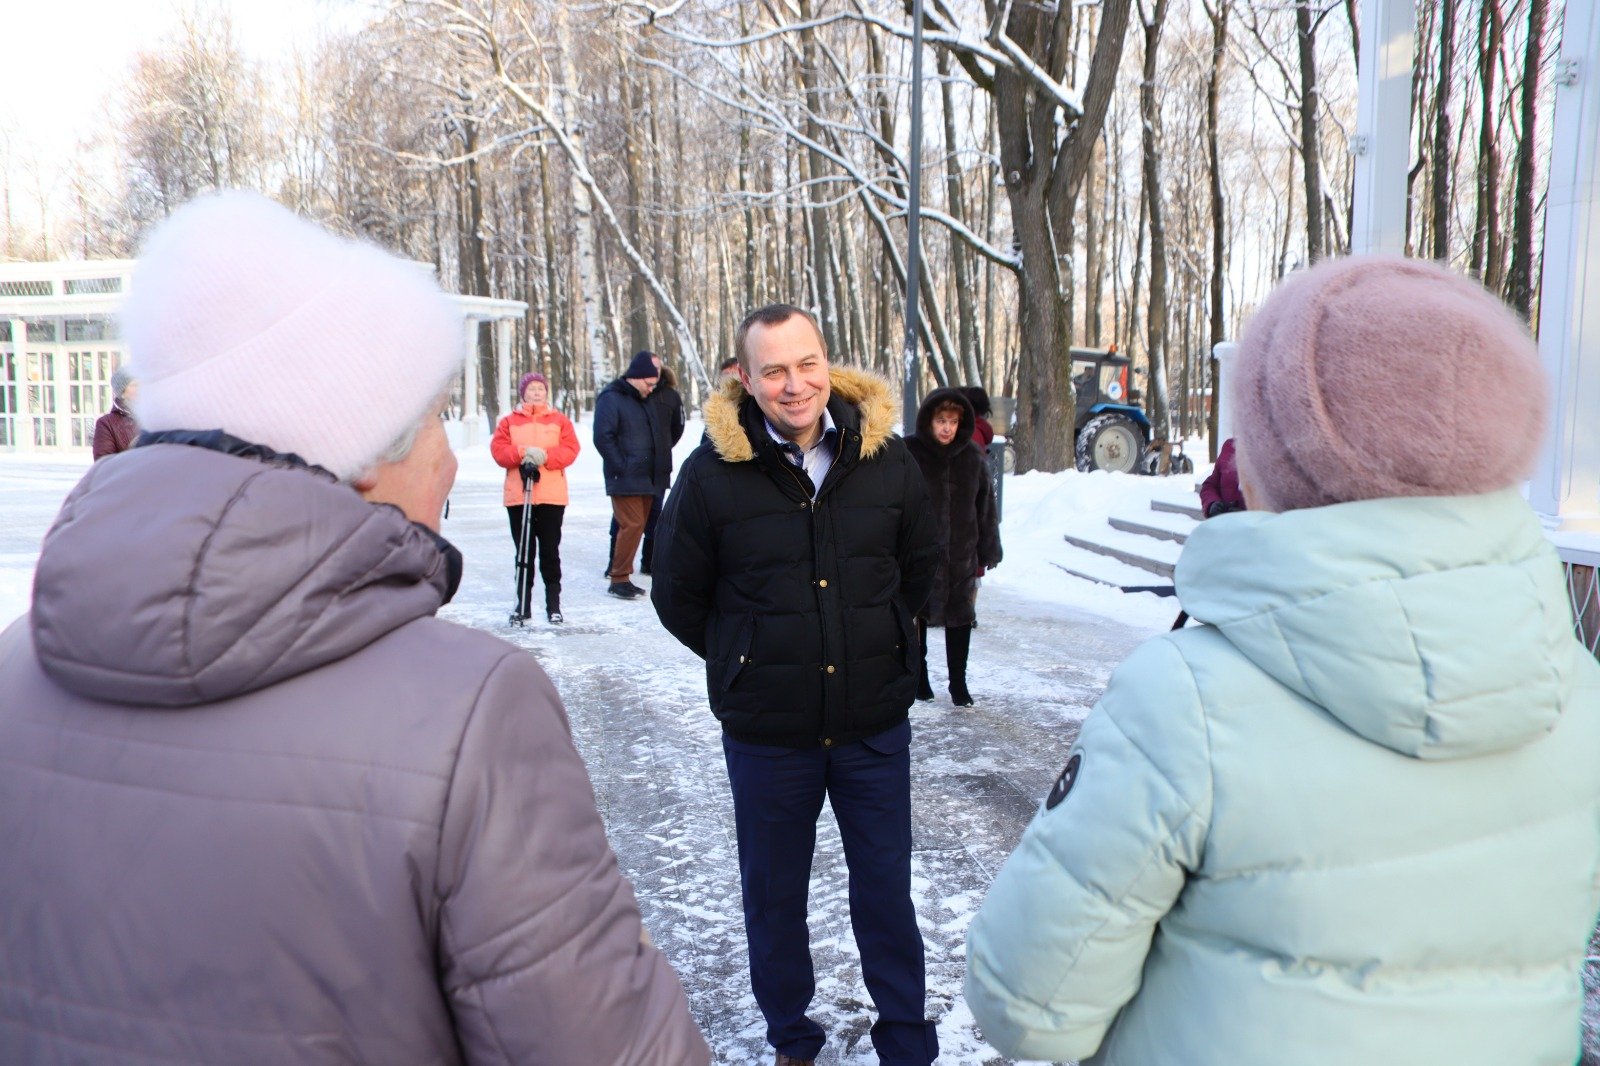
0;0;370;223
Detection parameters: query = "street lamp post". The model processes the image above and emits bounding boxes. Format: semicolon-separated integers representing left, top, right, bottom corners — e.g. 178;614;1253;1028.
901;0;926;431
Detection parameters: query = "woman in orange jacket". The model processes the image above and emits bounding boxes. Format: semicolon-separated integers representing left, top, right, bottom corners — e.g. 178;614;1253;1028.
491;372;581;623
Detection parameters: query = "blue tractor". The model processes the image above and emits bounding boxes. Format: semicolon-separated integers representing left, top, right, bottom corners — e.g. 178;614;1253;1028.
1070;347;1192;475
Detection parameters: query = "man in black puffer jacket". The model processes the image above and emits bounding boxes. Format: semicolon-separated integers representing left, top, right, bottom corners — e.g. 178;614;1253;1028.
652;304;940;1066
593;351;659;598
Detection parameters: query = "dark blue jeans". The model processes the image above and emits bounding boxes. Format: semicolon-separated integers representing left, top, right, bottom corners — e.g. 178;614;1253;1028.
722;720;937;1065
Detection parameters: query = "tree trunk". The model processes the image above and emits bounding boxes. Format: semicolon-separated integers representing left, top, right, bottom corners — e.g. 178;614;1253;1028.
1470;0;1503;282
1296;0;1325;264
987;0;1134;471
1206;0;1229;458
938;48;981;385
1506;0;1546;319
551;6;610;390
1431;0;1457;261
1140;0;1173;451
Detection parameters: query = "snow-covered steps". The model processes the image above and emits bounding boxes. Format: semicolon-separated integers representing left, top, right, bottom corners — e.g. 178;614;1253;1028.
1062;528;1180;578
1108;514;1190;545
1056;495;1200;587
1049;549;1179;592
1150;498;1205;521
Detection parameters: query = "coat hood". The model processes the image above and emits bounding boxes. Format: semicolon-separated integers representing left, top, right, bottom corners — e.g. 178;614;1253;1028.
1175;490;1580;759
30;439;455;707
911;387;976;457
702;366;897;463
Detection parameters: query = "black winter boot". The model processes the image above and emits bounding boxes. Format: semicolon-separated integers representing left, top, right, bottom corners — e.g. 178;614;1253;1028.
947;624;974;707
915;620;934;701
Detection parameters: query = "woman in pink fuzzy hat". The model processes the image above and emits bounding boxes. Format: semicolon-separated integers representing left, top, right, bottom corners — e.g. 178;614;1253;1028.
966;254;1600;1066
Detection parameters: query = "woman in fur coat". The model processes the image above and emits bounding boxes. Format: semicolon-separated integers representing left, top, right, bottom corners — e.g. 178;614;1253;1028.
905;388;1002;706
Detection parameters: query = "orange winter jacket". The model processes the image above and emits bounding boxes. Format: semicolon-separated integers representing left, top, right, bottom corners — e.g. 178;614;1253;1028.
491;404;581;507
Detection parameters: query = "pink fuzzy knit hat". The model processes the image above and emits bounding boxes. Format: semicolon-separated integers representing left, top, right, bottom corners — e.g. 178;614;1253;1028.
122;191;463;481
1230;254;1547;512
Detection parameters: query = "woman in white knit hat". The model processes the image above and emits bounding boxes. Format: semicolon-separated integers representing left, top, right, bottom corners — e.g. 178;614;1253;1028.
0;191;708;1065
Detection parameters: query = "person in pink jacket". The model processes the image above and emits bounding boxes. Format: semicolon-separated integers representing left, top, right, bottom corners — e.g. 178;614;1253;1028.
491;371;581;623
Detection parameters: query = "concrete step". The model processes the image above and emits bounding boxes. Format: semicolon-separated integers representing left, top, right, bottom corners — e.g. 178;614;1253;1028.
1151;498;1205;521
1050;540;1178;591
1108;515;1191;545
1062;531;1178;578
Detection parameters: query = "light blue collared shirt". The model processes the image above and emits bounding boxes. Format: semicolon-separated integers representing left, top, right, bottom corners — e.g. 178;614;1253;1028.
765;407;838;498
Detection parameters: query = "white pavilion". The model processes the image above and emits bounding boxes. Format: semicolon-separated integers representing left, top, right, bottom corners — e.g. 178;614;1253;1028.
0;258;525;453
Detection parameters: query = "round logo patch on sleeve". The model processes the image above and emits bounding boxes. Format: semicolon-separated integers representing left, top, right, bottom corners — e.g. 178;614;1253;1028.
1045;752;1082;811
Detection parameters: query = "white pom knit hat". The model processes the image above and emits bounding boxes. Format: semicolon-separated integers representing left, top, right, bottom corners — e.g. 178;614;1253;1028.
122;191;463;481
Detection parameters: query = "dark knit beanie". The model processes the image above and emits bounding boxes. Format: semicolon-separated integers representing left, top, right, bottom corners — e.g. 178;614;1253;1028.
624;351;659;380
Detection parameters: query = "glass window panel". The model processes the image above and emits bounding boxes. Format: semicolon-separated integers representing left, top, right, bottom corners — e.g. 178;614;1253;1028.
71;420;84;447
24;319;57;342
0;421;11;447
101;352;114;379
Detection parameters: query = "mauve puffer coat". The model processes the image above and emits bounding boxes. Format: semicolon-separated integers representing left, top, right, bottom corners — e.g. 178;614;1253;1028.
0;436;709;1065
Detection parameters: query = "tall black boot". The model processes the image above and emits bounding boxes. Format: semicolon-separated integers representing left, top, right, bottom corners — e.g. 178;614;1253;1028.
947;624;974;707
915;620;934;701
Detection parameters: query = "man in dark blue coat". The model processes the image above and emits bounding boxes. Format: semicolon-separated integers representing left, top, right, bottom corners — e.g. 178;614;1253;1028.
593;351;658;599
652;305;940;1066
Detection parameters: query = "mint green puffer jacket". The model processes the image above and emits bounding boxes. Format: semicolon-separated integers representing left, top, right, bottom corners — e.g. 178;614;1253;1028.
966;490;1600;1065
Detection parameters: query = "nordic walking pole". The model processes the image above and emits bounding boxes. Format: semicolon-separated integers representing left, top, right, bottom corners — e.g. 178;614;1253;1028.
510;460;538;625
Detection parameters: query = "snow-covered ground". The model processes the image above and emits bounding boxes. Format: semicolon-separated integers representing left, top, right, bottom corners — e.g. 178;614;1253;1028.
6;428;1598;1064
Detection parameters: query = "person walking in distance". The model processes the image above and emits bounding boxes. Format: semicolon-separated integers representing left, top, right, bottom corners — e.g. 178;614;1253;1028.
92;366;139;459
594;351;659;599
642;356;686;574
0;191;708;1065
905;388;1001;707
606;352;685;576
491;370;580;624
652;304;941;1066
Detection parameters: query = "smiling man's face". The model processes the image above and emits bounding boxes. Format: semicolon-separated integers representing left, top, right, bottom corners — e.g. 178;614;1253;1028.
740;314;831;450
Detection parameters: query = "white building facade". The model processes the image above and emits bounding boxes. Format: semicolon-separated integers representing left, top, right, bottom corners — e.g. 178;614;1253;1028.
0;259;525;454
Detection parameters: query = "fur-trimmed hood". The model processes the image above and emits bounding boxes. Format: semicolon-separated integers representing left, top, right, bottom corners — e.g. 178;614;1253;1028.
702;366;898;462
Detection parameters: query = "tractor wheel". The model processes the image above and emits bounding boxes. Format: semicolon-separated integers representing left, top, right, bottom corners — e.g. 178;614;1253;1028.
1074;413;1144;473
1171;453;1195;476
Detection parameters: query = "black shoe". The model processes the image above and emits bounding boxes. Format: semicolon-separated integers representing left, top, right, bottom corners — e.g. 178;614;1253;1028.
640;565;652;576
607;582;644;600
950;681;975;707
547;610;564;624
916;677;935;702
508;610;528;627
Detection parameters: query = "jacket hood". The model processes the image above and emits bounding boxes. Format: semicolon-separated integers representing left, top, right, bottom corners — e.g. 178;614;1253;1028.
702;366;897;463
912;387;976;455
30;439;455;707
1175;490;1580;759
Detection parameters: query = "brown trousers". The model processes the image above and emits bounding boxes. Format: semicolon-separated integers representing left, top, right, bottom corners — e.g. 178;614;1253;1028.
609;495;653;580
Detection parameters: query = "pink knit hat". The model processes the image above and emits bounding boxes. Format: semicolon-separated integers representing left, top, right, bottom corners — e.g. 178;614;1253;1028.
123;191;463;481
1230;254;1547;512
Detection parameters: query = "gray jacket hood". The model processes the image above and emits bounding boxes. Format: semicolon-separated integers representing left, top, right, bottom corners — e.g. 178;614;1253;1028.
31;440;454;707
